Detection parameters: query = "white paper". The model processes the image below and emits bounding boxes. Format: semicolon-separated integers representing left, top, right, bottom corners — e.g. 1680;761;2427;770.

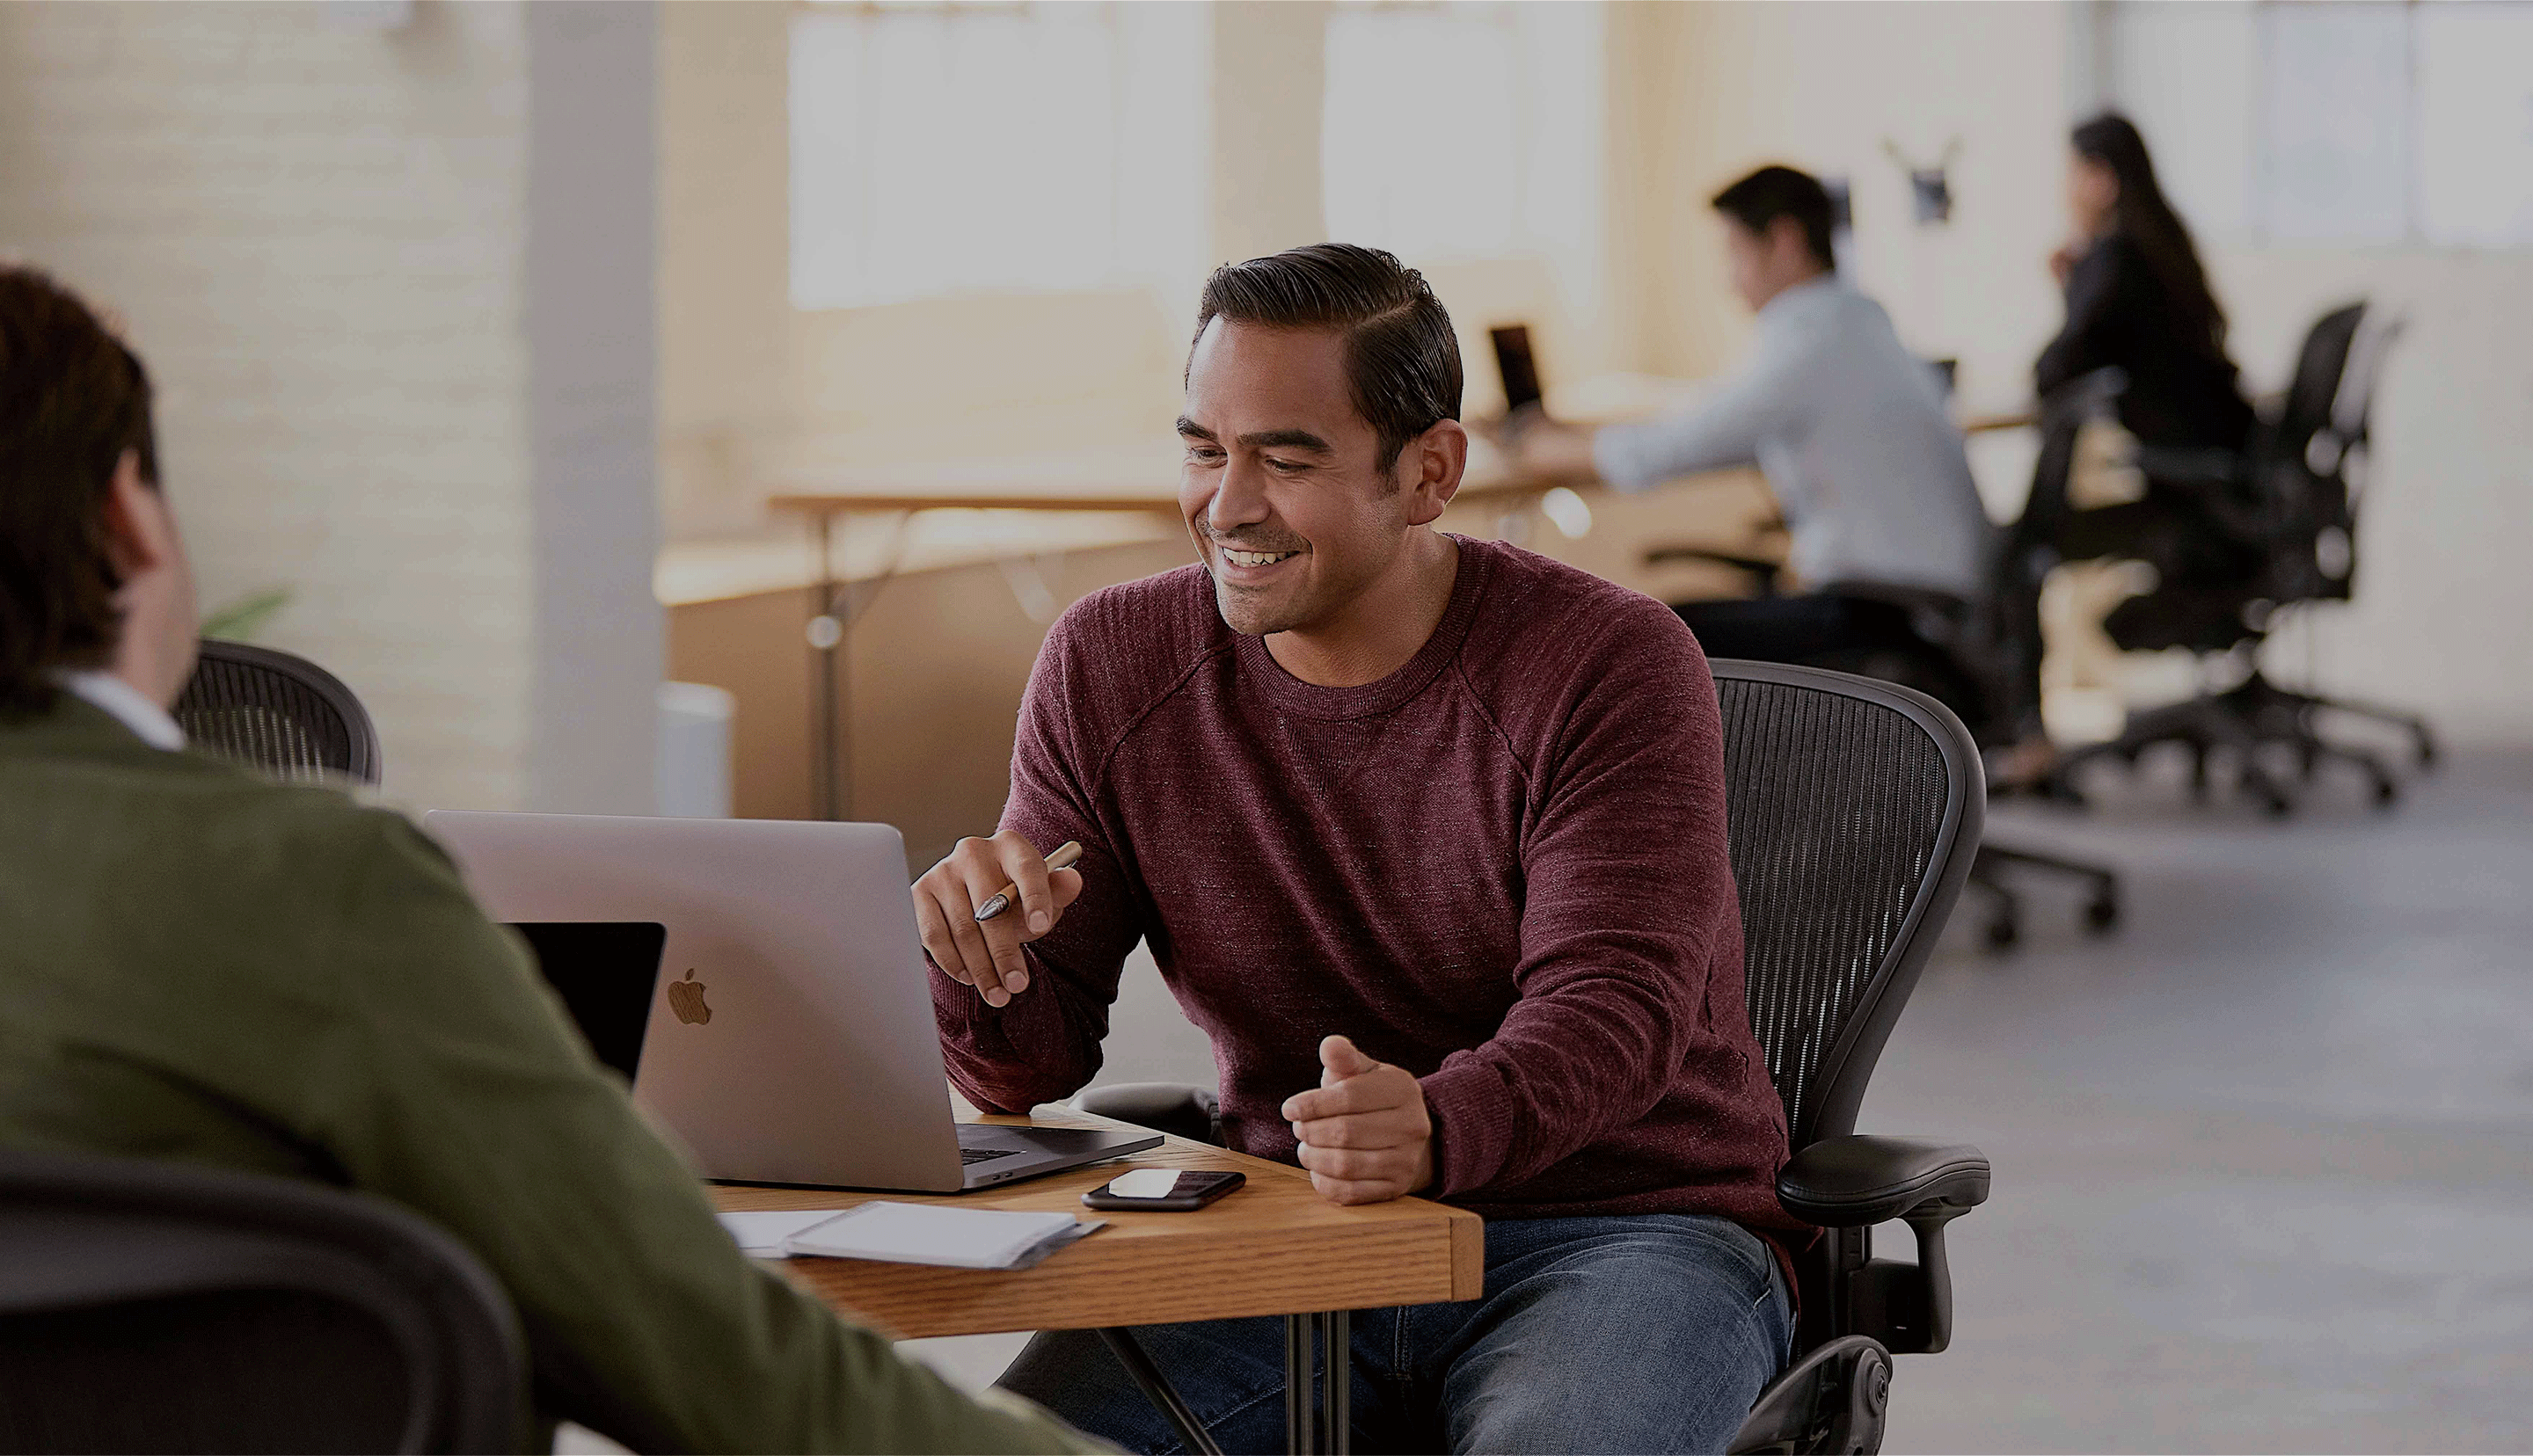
778;1200;1100;1270
718;1209;856;1257
1105;1168;1186;1199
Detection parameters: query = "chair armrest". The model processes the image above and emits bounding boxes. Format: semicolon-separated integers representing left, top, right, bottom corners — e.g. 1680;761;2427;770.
1069;1083;1221;1146
1779;1135;1989;1356
1777;1135;1989;1227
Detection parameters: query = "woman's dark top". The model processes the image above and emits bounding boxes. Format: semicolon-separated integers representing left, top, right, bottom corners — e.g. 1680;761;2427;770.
2035;233;2255;450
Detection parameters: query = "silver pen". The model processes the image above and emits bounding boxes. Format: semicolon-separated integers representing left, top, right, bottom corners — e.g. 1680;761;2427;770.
973;840;1084;922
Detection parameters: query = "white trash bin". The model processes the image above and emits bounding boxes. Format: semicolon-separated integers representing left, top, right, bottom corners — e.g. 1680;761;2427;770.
655;681;734;819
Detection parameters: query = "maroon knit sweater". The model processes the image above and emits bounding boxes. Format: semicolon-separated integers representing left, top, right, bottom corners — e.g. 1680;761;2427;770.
932;538;1796;1232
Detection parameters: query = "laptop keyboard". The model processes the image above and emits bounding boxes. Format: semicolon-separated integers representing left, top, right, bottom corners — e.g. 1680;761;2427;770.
960;1146;1022;1165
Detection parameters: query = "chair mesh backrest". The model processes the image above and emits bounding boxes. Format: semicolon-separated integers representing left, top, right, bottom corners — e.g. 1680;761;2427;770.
1717;666;1975;1147
174;640;381;785
2274;302;2365;449
0;1147;521;1453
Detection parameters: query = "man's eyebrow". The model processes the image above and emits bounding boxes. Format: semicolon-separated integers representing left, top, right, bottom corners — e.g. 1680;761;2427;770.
1174;419;1335;455
1238;428;1333;454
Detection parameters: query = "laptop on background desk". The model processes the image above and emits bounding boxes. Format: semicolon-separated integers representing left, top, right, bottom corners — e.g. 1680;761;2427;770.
432;812;1157;1192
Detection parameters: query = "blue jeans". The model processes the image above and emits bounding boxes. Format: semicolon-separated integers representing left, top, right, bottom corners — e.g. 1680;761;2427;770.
999;1213;1792;1455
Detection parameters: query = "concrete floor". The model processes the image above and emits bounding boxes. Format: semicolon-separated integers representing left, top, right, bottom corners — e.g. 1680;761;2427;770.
896;746;2533;1452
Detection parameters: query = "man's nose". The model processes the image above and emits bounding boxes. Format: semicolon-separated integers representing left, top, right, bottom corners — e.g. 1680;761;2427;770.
1208;457;1273;534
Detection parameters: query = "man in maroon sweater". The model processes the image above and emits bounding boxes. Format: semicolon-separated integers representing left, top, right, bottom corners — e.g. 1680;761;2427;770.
914;244;1796;1454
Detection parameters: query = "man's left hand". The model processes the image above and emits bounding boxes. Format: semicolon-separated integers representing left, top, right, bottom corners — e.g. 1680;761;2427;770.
1282;1035;1434;1205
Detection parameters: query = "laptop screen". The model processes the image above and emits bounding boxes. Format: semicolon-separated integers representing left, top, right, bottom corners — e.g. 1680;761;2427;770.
508;921;667;1081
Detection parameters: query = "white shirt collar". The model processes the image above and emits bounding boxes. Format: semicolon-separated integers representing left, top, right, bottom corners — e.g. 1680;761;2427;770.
58;670;186;751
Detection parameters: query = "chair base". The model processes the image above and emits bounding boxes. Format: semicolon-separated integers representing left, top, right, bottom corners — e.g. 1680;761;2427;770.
2058;670;2433;818
1966;842;2120;951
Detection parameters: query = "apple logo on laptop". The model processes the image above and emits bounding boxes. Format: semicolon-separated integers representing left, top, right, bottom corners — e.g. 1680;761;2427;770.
668;970;712;1026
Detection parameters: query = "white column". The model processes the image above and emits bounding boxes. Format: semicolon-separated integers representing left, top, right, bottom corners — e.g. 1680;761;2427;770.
525;0;662;814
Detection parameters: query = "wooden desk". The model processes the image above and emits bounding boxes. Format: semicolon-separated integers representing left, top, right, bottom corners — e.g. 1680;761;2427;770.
714;1107;1482;1454
1961;408;2038;434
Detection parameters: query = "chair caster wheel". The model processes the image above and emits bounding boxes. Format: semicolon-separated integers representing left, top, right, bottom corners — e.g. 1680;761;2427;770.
2084;894;2120;933
2373;776;2399;808
1984;911;2019;951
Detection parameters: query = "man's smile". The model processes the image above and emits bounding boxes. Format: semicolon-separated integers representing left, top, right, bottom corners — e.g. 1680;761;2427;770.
1219;546;1299;569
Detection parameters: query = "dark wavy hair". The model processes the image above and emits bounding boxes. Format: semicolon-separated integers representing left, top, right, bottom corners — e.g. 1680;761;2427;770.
0;265;161;715
2071;113;2229;357
1191;243;1462;475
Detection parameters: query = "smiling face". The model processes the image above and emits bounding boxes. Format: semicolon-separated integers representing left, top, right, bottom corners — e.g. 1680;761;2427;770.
1178;319;1434;637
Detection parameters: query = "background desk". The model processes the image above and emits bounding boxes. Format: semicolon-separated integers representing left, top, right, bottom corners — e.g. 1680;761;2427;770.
713;1106;1483;1453
767;454;1567;820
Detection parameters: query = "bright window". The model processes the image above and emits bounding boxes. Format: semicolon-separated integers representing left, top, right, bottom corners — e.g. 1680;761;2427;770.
1319;3;1605;294
788;3;1208;310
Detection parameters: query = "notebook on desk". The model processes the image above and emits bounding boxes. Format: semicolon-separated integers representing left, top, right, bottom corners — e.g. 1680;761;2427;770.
439;812;1159;1192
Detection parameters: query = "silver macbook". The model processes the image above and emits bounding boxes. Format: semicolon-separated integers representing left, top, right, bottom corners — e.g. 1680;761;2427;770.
423;812;1158;1191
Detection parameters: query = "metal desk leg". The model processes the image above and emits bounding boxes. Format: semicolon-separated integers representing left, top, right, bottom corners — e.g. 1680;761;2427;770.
1284;1314;1313;1454
1098;1328;1223;1456
1314;1309;1350;1455
807;513;845;821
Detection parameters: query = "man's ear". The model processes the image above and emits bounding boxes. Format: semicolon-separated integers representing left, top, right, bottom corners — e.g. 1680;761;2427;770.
99;449;169;582
1399;419;1469;528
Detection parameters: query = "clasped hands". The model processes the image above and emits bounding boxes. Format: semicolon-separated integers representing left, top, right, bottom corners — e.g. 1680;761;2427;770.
916;832;1435;1205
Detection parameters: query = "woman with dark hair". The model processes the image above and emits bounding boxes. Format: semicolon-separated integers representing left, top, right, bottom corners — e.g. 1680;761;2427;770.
1997;115;2262;784
2037;113;2254;449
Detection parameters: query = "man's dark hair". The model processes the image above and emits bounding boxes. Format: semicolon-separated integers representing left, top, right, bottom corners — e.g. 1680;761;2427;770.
1711;165;1836;272
0;265;160;715
1191;243;1462;475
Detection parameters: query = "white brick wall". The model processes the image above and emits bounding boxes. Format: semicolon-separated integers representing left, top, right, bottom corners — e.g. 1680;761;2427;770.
0;0;537;809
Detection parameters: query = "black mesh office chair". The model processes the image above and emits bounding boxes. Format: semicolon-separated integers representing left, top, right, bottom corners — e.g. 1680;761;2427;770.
174;639;383;786
1634;381;2123;951
2052;302;2427;814
0;1146;522;1454
1079;661;1992;1456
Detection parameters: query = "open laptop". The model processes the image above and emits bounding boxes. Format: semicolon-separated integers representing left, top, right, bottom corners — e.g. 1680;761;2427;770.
426;812;1158;1191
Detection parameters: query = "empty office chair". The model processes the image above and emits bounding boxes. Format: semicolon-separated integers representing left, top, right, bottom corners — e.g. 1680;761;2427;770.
174;638;383;786
0;1146;522;1454
1080;661;1992;1455
2053;302;2427;813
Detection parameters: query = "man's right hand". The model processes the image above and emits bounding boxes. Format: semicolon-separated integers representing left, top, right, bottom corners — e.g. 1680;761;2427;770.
912;831;1084;1008
1501;411;1601;486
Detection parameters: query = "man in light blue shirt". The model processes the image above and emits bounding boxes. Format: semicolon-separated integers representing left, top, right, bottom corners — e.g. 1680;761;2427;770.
1510;166;1994;702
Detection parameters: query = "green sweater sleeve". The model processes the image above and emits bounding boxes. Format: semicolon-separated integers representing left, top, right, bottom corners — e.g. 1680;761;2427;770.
293;813;1105;1455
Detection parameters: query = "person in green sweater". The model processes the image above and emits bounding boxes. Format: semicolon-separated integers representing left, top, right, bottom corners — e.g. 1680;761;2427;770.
0;265;1106;1454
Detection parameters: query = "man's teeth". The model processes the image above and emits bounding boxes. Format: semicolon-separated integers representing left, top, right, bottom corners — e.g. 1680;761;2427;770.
1222;547;1297;568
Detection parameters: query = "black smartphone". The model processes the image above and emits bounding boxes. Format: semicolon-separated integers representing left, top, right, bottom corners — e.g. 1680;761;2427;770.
1490;324;1544;414
1081;1168;1245;1212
